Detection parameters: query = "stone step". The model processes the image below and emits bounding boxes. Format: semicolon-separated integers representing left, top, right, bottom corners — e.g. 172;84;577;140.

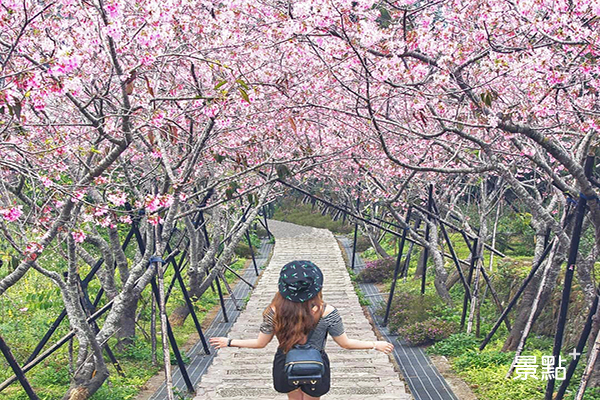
211;385;407;397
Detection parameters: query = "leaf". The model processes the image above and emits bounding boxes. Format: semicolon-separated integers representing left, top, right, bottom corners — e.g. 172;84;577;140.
125;80;134;95
225;182;239;200
238;87;250;103
10;256;18;270
481;91;492;106
147;130;155;146
214;80;227;90
376;6;392;28
144;76;155;96
12;99;21;121
289;117;297;133
276;165;291;179
214;153;226;163
236;79;249;90
169;125;178;144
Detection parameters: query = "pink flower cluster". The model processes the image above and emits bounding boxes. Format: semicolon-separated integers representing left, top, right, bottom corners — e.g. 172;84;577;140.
144;194;174;212
1;206;23;222
71;230;87;243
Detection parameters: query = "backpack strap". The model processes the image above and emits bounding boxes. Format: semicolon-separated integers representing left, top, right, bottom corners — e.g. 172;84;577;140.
305;303;326;343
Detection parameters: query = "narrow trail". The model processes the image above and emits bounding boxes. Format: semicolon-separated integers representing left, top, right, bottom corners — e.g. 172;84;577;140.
194;220;412;399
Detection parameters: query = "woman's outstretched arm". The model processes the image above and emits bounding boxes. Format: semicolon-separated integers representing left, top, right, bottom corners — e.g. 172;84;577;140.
210;332;274;349
332;333;394;354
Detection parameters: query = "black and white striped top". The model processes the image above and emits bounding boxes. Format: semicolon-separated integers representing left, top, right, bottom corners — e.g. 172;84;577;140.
260;306;346;351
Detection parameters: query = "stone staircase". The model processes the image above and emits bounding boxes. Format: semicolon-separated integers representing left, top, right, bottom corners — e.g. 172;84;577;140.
194;220;412;399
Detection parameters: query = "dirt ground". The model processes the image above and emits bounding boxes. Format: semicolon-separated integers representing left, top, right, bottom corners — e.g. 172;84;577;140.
429;354;479;400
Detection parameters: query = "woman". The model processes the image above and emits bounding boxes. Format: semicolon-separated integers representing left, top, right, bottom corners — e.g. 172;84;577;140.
210;260;394;400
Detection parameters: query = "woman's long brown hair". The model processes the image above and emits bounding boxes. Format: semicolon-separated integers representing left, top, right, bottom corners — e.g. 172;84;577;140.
264;291;324;353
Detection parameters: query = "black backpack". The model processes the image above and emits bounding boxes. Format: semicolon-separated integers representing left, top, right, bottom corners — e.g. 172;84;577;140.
284;310;325;385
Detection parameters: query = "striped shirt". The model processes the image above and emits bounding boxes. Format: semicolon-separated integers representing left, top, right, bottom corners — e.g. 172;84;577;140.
260;306;346;351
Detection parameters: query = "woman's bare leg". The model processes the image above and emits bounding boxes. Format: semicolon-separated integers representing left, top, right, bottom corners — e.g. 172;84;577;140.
287;388;303;400
301;391;320;400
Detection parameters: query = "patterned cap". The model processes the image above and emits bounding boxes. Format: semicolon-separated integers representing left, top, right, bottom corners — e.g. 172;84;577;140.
278;260;323;303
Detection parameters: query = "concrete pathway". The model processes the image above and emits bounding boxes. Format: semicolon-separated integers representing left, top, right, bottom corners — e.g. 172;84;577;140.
194;220;412;399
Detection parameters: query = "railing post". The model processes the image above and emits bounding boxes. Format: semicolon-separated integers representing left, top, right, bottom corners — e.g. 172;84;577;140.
421;184;434;295
431;200;471;301
0;335;39;399
245;223;259;276
384;207;412;326
262;206;272;239
555;290;600;400
461;238;477;330
351;195;361;270
479;234;560;350
545;154;595;400
215;274;229;323
150;276;195;394
171;253;211;355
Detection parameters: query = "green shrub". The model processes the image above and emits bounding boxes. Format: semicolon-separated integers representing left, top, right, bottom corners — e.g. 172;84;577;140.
255;225;268;238
429;332;480;357
272;201;352;234
398;318;458;346
454;349;514;370
459;362;546;400
353;235;371;252
383;288;445;334
234;241;252;258
118;337;153;362
357;257;396;283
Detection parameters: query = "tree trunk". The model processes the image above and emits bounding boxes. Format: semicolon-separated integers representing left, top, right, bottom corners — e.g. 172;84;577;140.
116;294;139;351
429;223;453;306
372;239;390;258
506;239;559;377
64;356;109;400
446;262;469;290
169;261;208;326
363;222;389;258
576;320;600;400
577;257;597;305
584;296;600;388
502;240;565;351
414;249;426;278
194;185;272;300
62;236;110;400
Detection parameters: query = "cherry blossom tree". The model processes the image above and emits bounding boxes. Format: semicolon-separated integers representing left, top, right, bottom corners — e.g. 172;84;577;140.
3;0;600;397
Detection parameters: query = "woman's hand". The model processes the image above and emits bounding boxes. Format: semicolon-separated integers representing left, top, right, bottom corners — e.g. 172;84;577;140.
209;337;229;349
374;340;394;354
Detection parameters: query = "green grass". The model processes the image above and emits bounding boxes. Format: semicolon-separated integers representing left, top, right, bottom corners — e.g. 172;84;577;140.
272;201;353;234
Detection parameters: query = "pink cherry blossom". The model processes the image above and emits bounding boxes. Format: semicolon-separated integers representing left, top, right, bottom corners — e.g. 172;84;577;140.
71;230;86;244
0;206;23;222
